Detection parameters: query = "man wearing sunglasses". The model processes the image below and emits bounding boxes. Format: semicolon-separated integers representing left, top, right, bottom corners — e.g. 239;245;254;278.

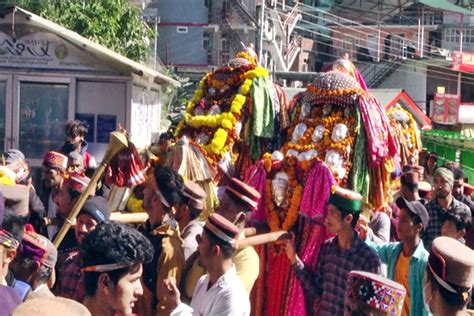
138;166;185;316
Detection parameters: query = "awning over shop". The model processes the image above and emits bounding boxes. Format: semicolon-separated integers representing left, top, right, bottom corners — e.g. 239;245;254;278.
417;0;473;15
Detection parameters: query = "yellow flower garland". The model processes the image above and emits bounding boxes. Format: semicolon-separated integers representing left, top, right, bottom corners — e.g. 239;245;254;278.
175;65;269;162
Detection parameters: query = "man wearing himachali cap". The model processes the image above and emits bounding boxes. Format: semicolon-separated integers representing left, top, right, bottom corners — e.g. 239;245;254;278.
164;213;250;315
216;178;261;294
10;230;58;300
424;236;474;315
284;187;381;315
41;151;68;240
52;172;93;274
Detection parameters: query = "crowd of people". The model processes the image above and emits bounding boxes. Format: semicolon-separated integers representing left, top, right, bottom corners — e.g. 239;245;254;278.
0;118;473;316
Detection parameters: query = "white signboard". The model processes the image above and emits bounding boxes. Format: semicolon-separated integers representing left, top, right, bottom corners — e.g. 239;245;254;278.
0;31;111;71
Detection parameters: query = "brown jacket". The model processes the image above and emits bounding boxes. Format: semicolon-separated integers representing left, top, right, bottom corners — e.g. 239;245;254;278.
136;223;185;316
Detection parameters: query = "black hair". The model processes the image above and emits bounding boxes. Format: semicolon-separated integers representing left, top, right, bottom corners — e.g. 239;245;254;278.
159;132;174;142
65;120;88;138
427;268;471;309
37;265;53;284
400;176;419;193
452;167;465;181
81;222;153;296
68;187;82;201
2;207;27;243
153;166;184;208
338;209;360;228
441;206;471;232
204;227;235;259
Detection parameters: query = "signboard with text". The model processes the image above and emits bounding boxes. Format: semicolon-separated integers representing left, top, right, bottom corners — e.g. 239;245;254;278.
452;51;474;72
0;29;114;72
432;93;460;125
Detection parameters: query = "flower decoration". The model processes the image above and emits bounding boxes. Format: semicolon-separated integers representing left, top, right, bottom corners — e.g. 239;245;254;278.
265;156;303;232
175;58;270;165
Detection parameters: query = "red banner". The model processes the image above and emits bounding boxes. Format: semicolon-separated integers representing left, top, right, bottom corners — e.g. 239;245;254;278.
452;51;474;72
432;93;460;125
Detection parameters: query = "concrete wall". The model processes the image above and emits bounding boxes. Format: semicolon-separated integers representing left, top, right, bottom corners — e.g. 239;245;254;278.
154;0;208;23
153;0;208;66
157;26;207;65
378;60;427;111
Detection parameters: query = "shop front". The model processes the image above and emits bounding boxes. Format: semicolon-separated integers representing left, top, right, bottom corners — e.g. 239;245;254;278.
0;7;179;166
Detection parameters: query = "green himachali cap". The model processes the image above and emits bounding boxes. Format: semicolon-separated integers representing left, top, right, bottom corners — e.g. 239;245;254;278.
328;187;363;213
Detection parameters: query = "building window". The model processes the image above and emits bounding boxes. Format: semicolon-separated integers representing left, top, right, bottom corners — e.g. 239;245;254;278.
177;26;188;34
222;38;230;64
445;28;460;43
445;28;474;44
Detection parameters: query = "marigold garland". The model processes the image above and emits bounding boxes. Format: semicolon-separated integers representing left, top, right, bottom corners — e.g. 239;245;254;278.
175;62;269;164
265;156;303;232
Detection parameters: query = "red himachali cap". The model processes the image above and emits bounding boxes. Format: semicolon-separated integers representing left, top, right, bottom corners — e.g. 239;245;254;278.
64;172;91;194
42;151;68;171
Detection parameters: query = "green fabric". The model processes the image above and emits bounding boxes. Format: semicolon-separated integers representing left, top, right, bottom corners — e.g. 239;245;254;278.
328;193;362;213
365;240;431;316
250;77;275;159
348;107;370;203
417;0;473;15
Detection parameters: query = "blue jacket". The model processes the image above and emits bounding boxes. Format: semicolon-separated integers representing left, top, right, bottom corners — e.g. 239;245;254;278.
366;239;431;316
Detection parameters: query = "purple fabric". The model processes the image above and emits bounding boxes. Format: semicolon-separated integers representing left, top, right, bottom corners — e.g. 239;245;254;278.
293;235;381;315
0;285;21;316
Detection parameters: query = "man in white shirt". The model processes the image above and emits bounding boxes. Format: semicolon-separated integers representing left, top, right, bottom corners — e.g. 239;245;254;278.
164;213;250;316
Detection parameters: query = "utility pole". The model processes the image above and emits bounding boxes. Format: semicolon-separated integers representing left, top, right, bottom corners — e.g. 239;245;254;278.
258;0;265;63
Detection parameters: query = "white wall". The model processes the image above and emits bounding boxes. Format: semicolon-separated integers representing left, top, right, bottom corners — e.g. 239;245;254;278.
378;60;427;111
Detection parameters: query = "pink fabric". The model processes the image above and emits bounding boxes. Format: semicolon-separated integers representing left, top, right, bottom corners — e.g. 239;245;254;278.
358;94;398;166
286;217;327;315
300;161;336;219
244;162;268;222
354;68;368;92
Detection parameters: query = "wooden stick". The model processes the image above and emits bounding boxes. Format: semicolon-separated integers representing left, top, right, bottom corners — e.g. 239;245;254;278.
53;132;129;247
236;231;289;249
44;212;149;227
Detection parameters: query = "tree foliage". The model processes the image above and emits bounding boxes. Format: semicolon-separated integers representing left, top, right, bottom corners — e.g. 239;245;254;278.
1;0;154;62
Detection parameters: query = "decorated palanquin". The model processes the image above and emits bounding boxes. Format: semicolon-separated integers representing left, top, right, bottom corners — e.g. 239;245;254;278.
387;105;423;168
245;65;398;316
174;51;289;217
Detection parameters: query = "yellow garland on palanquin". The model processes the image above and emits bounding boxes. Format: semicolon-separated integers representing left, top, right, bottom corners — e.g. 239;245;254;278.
175;66;269;163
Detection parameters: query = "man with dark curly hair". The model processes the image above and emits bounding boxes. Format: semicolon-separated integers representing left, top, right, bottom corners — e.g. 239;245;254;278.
81;221;153;316
138;166;185;316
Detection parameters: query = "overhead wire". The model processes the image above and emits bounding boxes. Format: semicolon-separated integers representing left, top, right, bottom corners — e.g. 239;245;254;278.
269;9;470;82
264;14;474;85
268;4;472;77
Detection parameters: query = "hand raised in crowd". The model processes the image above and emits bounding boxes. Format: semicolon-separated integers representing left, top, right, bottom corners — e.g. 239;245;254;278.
282;232;298;265
162;277;181;309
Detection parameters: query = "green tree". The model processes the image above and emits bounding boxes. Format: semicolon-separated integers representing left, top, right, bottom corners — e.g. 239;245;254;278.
1;0;154;62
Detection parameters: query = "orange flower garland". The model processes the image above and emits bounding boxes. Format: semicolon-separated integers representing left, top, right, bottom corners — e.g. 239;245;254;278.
265;156;303;232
